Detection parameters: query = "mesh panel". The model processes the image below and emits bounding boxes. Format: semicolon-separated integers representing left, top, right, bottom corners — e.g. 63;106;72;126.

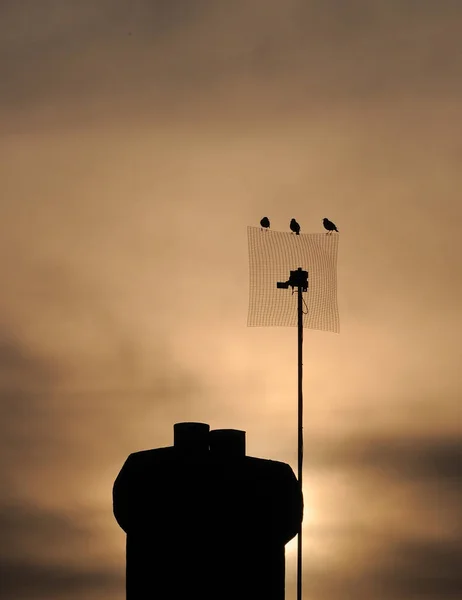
247;226;339;332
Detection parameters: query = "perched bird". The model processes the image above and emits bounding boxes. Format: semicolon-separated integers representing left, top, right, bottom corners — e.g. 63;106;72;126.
260;217;270;230
323;218;338;234
290;218;301;235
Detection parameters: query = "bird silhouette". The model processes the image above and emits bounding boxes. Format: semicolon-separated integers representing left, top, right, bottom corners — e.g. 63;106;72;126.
290;218;301;235
260;217;270;230
323;218;338;234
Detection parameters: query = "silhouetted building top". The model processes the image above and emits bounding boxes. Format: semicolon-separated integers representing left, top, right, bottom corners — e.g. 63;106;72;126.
113;422;303;600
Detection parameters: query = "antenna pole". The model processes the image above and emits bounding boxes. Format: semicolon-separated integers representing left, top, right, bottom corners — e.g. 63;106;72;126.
297;282;303;600
275;266;307;600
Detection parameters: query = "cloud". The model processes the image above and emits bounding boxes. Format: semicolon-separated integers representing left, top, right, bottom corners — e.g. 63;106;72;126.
0;503;88;557
0;558;122;600
372;537;462;600
2;0;462;131
0;502;123;599
293;429;462;599
294;534;462;600
312;433;462;482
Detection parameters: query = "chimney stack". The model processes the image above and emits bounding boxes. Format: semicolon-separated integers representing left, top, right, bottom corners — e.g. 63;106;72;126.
173;421;210;454
209;429;246;459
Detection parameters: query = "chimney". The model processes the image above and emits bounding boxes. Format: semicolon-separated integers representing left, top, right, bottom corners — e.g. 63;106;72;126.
209;429;246;459
173;422;210;454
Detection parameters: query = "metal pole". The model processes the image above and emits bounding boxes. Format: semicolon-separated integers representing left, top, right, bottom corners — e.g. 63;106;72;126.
297;283;303;600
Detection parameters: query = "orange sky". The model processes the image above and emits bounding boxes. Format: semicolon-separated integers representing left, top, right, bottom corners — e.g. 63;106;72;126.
1;2;461;599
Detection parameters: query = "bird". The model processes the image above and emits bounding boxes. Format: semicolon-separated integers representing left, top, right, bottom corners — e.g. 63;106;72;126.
323;218;338;234
260;217;270;230
290;218;301;235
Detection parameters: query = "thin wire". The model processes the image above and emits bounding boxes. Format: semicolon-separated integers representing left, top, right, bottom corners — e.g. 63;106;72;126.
291;288;309;314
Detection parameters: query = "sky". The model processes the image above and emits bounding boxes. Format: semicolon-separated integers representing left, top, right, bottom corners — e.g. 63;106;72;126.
1;1;461;598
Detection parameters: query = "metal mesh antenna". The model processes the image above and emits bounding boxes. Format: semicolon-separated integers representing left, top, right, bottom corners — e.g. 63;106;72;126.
247;226;339;332
247;224;339;600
